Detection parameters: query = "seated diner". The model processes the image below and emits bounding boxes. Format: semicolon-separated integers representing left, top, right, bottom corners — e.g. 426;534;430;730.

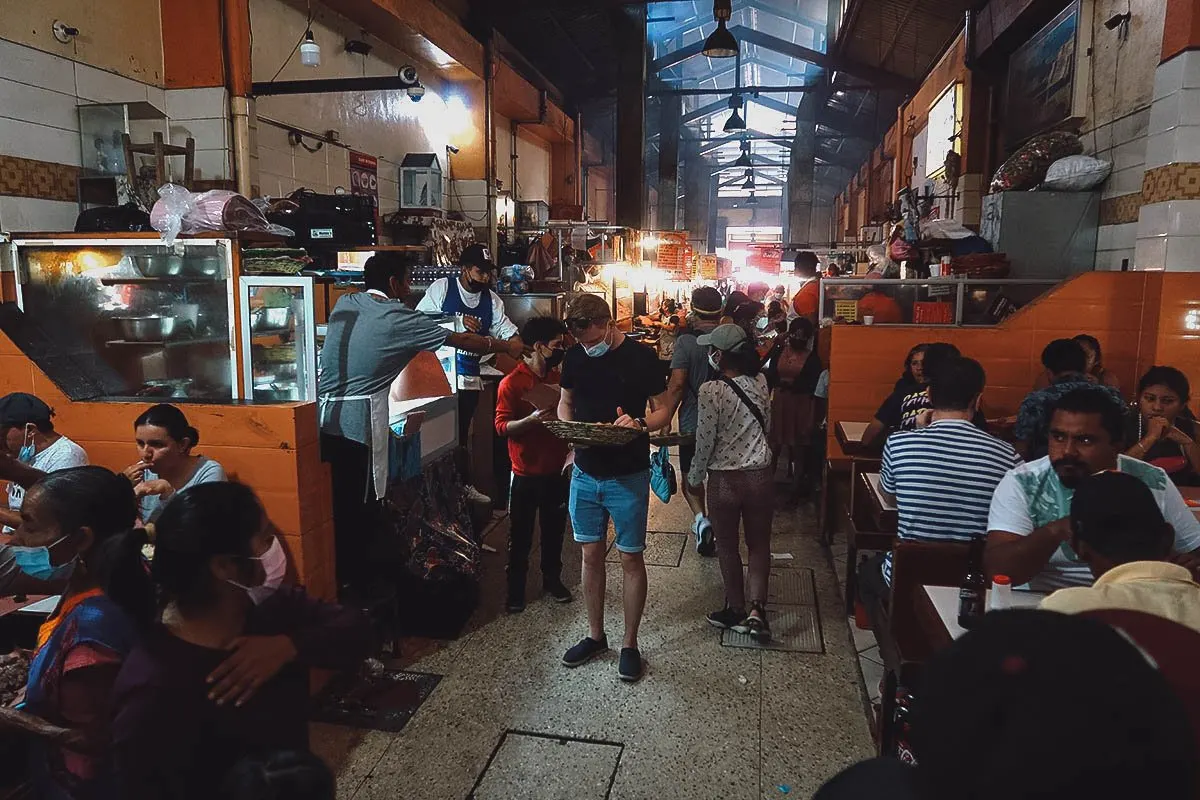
0;393;88;530
859;357;1021;615
1124;365;1200;486
1041;471;1200;633
1014;339;1123;461
3;467;153;799
111;481;372;799
124;404;227;523
986;389;1200;591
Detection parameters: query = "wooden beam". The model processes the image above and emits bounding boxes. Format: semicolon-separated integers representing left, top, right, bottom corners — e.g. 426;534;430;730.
322;0;484;80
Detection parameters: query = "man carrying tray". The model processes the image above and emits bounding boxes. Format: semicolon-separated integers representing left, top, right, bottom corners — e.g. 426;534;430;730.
557;293;667;683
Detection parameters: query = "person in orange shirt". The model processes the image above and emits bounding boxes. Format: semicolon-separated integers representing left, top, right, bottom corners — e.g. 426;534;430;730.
857;287;904;324
791;252;820;321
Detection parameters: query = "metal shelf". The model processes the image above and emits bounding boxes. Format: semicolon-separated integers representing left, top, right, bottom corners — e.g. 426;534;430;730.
100;277;224;286
104;336;229;348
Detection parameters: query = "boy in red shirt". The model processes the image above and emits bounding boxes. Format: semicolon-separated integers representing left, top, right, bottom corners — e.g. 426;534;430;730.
495;317;573;612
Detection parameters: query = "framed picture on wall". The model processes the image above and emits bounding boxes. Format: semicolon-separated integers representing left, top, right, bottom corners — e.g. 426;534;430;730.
1004;0;1080;147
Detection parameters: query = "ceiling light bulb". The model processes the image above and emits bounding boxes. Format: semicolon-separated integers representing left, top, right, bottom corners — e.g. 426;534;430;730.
733;150;753;168
702;19;738;58
746;193;759;206
299;30;321;67
724;108;746;132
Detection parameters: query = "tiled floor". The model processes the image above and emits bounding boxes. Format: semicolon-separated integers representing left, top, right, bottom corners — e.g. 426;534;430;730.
311;483;874;799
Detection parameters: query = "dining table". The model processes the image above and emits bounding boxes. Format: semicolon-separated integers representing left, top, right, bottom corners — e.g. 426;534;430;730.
917;585;1047;649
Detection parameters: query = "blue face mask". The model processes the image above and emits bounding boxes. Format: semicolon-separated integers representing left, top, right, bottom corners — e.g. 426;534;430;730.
582;327;612;358
17;427;34;464
11;535;77;582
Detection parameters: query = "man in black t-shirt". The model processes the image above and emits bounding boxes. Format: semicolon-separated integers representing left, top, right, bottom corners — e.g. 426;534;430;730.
558;293;666;683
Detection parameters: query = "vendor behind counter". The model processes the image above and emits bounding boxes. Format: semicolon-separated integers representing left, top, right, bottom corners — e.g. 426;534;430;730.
317;253;523;598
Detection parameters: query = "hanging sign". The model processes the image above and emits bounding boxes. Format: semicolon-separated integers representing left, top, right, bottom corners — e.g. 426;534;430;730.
349;151;379;206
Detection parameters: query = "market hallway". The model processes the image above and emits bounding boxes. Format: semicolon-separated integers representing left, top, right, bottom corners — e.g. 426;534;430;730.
311;488;874;799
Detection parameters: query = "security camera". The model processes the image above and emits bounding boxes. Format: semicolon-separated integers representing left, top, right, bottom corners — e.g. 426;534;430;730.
446;144;460;155
407;82;426;102
398;65;419;86
1104;11;1131;30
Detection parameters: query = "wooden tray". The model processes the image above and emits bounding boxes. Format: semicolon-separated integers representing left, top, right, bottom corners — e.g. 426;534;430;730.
648;432;695;447
543;420;642;447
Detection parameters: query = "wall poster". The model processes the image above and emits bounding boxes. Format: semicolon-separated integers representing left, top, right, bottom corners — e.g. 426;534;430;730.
1004;1;1079;146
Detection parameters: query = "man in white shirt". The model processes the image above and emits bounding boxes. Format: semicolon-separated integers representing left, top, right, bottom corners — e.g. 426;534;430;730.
986;388;1200;591
416;244;522;500
0;393;88;528
1040;471;1200;634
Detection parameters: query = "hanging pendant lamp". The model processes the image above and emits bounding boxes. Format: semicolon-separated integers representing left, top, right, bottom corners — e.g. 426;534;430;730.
702;1;737;58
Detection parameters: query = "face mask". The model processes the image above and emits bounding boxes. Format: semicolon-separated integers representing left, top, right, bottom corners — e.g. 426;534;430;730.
755;316;770;331
17;427;34;464
544;348;565;369
11;534;77;582
466;276;489;293
583;327;611;358
228;537;288;605
708;350;722;372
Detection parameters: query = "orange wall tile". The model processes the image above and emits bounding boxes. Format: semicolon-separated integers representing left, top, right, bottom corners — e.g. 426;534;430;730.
826;272;1200;447
0;331;334;591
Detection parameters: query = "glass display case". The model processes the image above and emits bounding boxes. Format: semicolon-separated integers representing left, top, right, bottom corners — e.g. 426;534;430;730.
239;276;317;403
817;278;1060;326
4;237;237;401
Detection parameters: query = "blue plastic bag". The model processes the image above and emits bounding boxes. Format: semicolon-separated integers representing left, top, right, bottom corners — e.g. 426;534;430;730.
649;445;677;503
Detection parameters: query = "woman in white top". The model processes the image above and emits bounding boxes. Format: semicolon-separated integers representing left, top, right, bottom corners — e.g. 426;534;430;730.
123;404;227;523
687;324;775;641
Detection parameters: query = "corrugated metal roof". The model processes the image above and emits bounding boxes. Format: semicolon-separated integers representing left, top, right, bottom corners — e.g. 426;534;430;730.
840;0;970;81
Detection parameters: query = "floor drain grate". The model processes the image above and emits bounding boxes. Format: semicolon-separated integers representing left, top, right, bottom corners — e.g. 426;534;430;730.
721;605;824;653
469;730;624;800
721;567;824;653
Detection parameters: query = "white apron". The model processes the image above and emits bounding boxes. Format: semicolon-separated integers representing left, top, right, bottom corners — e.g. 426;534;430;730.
318;387;390;501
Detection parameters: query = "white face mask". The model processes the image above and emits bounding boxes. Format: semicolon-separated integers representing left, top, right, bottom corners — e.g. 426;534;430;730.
227;537;288;604
583;326;612;358
707;350;722;372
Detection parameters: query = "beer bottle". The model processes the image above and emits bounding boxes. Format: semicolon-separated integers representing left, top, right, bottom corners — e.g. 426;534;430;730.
958;537;987;629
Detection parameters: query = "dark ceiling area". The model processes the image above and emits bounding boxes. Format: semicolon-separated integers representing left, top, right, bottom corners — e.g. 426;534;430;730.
463;0;967;200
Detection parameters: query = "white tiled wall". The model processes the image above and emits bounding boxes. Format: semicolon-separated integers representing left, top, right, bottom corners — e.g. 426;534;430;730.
0;36;232;232
1146;50;1200;170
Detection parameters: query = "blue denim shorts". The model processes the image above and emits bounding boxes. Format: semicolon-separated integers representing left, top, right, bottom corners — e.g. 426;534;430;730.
569;468;650;554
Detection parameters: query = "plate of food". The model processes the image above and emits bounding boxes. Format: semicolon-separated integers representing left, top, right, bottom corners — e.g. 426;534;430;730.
543;420;643;447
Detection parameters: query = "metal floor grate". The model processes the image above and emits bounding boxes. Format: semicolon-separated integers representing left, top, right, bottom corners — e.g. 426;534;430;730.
469;730;624;800
721;566;825;653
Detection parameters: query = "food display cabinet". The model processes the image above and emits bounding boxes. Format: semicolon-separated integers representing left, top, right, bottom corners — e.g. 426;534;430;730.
2;235;239;401
239;276;318;403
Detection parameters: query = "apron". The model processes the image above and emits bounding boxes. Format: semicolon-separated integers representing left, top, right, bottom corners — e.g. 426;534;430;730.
318;388;390;501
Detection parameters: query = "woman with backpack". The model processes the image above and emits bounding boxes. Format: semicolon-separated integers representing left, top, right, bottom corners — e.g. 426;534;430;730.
686;324;775;641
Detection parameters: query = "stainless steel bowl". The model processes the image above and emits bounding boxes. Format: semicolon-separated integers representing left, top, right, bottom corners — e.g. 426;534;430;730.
184;256;223;277
115;315;178;342
133;255;185;277
252;306;293;332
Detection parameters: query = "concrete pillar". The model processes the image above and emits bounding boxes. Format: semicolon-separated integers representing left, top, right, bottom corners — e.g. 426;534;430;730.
1134;0;1200;270
657;96;682;231
787;91;817;246
614;6;647;229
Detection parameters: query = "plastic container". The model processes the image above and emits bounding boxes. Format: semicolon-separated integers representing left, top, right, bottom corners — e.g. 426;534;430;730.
989;574;1013;611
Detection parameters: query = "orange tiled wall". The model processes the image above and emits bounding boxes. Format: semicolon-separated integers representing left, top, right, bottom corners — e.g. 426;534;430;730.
827;272;1200;451
0;331;336;600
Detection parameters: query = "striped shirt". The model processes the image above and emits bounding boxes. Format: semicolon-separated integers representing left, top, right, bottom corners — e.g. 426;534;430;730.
880;419;1022;584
